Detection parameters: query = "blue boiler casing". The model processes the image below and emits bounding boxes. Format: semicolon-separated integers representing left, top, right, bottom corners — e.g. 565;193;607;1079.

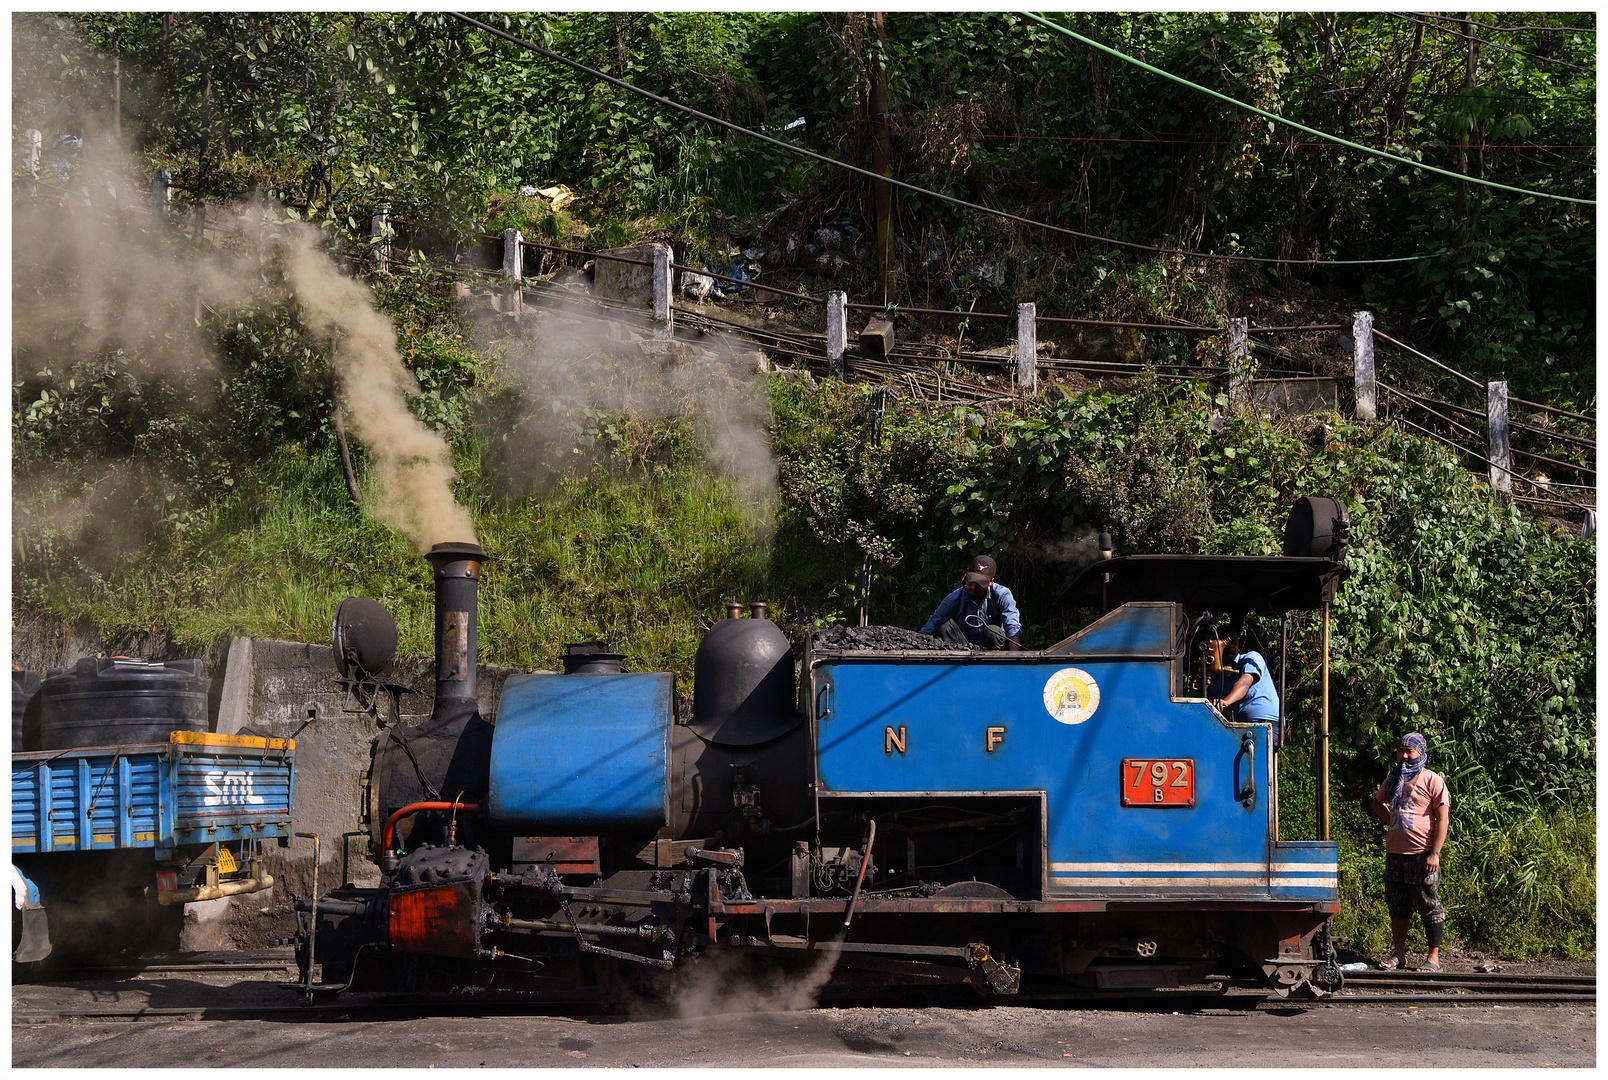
487;671;674;832
811;603;1337;902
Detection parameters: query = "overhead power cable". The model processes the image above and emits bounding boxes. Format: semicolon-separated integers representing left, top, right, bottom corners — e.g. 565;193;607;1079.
1025;12;1596;207
446;11;1448;266
1483;22;1593;35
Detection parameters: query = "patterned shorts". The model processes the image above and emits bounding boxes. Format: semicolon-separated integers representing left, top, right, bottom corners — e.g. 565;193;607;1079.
1383;851;1446;924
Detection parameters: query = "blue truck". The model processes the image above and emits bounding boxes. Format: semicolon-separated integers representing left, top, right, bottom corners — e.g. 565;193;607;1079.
12;730;296;966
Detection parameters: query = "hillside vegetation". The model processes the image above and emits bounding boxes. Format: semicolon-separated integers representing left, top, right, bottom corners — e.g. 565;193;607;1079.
11;13;1594;958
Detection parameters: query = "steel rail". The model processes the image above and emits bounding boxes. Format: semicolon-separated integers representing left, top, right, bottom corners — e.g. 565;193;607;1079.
1331;991;1595;1004
1372;330;1486;390
672;263;823;304
15;987;1591;1024
1508;421;1596;451
1383;383;1595;449
1391;416;1594;508
1381;383;1488;443
1512;493;1596;511
1509;395;1597;425
1511;444;1596;476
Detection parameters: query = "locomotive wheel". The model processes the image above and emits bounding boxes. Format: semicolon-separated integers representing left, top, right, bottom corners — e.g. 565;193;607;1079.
1261;962;1311;999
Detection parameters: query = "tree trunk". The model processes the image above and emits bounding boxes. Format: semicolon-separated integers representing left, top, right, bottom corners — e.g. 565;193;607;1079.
1454;14;1472;221
332;402;362;505
329;360;362;506
1464;13;1481;231
193;66;212;245
1389;19;1425;135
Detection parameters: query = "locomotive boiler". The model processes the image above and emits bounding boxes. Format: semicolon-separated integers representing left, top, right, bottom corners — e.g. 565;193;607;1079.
296;498;1351;1003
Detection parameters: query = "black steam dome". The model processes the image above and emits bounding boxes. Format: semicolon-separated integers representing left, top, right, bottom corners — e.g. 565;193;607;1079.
690;603;798;747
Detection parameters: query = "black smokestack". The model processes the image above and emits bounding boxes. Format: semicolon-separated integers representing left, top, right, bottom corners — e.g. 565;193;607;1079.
424;541;488;704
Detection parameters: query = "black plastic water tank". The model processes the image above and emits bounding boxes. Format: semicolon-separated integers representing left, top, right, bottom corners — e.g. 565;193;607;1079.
691;611;798;746
12;668;41;752
38;657;210;750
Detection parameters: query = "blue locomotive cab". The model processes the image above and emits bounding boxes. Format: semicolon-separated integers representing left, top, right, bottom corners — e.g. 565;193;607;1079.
811;599;1335;904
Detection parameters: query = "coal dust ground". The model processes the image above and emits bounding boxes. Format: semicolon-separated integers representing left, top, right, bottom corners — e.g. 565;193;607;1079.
12;966;1593;1067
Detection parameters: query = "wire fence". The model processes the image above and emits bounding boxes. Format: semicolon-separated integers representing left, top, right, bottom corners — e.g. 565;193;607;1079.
20;179;1594;517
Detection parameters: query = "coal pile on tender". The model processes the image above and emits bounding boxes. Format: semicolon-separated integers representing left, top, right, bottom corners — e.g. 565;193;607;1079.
811;625;978;651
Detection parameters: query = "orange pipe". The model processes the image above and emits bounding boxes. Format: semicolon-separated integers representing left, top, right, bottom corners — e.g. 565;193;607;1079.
382;801;479;853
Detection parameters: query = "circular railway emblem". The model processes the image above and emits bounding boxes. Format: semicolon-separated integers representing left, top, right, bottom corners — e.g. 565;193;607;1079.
1043;667;1101;725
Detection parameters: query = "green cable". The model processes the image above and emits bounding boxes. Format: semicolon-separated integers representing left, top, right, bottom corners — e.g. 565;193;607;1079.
1025;12;1596;208
450;12;1449;265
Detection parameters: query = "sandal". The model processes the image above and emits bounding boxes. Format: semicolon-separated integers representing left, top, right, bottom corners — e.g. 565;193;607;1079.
1378;956;1403;971
1416;960;1442;973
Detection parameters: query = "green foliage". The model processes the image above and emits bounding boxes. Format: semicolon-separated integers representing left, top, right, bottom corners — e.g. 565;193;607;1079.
18;11;1594;401
11;11;1595;958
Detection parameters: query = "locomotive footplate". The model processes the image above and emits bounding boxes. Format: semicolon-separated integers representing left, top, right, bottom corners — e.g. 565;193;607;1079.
707;897;1339;917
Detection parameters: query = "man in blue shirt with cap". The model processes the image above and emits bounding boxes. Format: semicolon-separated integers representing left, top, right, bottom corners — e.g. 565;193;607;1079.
919;555;1023;650
1209;623;1280;735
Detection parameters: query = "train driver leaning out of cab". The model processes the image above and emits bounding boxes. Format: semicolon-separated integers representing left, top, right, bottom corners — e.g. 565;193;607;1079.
919;555;1023;651
1208;623;1280;727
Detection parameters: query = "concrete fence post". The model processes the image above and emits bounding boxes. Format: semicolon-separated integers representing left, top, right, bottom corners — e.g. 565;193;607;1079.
501;228;523;281
1227;317;1249;409
652;244;673;342
1486;379;1512;495
1015;302;1037;393
502;228;523;314
21;129;41;196
151;167;171;230
370;209;392;275
1352;310;1377;421
1582;509;1596;541
826;291;849;378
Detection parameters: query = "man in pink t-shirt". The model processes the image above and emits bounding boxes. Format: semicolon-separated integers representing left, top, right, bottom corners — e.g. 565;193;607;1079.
1370;732;1450;972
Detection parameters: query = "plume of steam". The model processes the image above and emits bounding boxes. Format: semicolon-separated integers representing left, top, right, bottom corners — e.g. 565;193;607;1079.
14;174;477;559
629;938;844;1019
280;226;477;550
474;289;777;526
1026;524;1106;576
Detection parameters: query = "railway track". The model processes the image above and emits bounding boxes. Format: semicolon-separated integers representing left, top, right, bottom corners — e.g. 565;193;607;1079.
14;974;1591;1025
29;949;298;980
1327;968;1595;1005
15;952;1592;1025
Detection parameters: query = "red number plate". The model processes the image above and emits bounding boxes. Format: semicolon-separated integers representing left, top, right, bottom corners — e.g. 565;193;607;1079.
1122;758;1196;807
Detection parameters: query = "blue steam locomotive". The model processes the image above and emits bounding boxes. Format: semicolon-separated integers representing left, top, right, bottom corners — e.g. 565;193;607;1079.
298;498;1350;1003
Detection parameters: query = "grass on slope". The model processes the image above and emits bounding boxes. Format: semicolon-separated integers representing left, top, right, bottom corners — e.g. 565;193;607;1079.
20;442;779;677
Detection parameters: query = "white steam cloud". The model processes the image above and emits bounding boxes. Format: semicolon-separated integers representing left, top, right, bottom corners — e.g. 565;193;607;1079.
470;285;777;524
281;227;477;549
627;938;844;1018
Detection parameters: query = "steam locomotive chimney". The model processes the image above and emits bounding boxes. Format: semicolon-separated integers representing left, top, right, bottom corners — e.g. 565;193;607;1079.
424;542;488;704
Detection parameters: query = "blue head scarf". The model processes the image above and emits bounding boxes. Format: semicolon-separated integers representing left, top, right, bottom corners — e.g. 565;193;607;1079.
1384;732;1429;810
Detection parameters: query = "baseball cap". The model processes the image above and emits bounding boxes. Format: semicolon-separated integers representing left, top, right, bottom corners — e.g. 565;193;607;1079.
964;555;996;584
